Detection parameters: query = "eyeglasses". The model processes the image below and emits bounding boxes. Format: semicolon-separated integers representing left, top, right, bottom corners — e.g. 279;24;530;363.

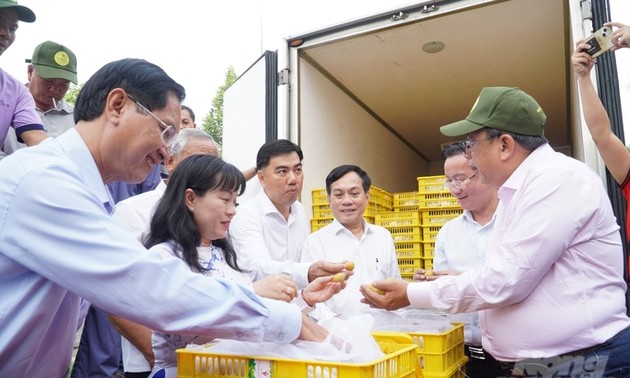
444;172;477;190
461;135;497;158
127;95;178;146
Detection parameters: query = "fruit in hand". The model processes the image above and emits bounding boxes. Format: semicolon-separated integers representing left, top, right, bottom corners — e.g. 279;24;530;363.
368;283;385;295
424;270;434;277
332;272;346;282
345;261;355;271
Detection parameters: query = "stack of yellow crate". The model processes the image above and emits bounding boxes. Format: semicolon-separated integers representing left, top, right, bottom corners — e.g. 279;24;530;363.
416;175;462;270
310;186;392;232
374;323;467;378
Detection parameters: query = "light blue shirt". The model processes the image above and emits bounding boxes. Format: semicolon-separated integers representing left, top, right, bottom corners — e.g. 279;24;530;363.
0;128;301;377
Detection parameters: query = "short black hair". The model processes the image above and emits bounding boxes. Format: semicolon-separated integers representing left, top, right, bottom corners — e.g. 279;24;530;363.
74;58;185;123
440;143;465;160
325;164;371;194
181;105;195;122
255;139;303;171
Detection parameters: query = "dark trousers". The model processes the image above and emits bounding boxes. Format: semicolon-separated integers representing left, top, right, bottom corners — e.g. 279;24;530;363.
496;325;630;378
464;345;505;378
124;373;150;378
70;306;123;378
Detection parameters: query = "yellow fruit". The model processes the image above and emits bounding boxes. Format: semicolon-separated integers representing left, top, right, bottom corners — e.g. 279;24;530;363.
345;261;355;271
424;270;434;277
332;272;346;282
368;283;385;295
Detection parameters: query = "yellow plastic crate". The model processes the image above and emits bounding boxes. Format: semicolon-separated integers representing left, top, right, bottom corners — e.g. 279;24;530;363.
395;242;423;259
394;192;419;208
312;188;328;205
417;192;460;209
423;258;434;270
421;209;462;226
375;212;421;227
370;186;394;211
177;337;423;378
421;226;441;242
389;226;422;243
397;257;422;276
373;324;466;376
417;176;448;193
311;217;333;232
312;204;333;219
422;242;435;259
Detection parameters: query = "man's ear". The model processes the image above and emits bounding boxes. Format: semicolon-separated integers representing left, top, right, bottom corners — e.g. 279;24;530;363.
105;88;128;126
499;134;516;162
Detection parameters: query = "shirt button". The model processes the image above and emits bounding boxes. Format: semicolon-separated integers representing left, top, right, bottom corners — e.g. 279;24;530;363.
277;332;285;341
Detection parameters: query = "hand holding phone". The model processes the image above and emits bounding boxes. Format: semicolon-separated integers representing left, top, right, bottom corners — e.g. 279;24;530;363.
583;26;614;58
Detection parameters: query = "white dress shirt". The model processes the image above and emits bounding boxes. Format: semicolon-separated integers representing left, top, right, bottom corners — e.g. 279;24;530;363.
301;219;401;318
433;210;496;346
407;144;630;361
0;129;302;377
230;190;311;287
111;180;167;372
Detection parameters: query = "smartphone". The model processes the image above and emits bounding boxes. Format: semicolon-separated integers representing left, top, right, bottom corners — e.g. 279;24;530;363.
584;26;614;58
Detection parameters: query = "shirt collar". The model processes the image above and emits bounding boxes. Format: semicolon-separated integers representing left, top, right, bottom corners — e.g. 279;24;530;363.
498;143;554;206
56;128;114;213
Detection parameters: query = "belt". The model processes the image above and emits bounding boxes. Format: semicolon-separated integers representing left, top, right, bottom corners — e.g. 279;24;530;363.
465;344;488;360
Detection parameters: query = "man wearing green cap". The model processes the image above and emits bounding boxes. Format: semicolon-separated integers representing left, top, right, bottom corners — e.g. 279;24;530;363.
0;0;47;154
361;87;630;376
3;40;77;155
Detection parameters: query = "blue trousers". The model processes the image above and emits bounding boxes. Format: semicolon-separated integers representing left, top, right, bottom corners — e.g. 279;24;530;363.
70;306;122;378
498;325;630;377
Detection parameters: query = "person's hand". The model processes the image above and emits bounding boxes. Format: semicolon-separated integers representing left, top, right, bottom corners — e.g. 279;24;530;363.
252;273;299;303
571;40;596;77
359;279;410;311
302;275;346;306
605;22;630;51
412;268;454;282
298;313;329;342
307;260;354;283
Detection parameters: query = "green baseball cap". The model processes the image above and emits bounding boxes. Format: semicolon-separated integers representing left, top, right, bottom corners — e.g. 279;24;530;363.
27;41;78;84
0;0;35;22
440;87;547;137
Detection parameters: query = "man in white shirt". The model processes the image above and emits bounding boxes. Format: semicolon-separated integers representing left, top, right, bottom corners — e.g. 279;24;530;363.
0;58;327;378
230;139;346;288
301;164;401;318
415;143;502;377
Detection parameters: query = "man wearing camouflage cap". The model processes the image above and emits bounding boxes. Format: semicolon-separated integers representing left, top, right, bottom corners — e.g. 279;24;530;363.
361;87;630;377
0;0;47;154
3;40;78;154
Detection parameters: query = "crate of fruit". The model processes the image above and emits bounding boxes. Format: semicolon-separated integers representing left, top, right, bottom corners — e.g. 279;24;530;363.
417;176;449;193
376;211;421;228
421;210;462;226
373;323;466;376
177;335;422;378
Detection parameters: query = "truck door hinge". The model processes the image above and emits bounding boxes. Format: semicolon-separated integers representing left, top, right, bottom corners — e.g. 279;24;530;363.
278;68;290;86
580;0;592;21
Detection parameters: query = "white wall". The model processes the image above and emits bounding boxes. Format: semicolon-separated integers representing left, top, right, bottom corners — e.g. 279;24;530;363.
297;59;429;217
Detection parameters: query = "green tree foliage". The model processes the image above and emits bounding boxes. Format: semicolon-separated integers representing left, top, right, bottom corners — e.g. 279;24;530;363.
64;83;82;105
202;66;238;146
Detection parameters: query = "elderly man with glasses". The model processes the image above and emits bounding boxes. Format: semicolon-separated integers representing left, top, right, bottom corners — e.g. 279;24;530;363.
361;87;630;377
414;142;502;378
0;58;329;378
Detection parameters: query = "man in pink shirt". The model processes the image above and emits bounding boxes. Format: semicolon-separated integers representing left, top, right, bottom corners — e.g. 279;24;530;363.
361;87;630;377
0;0;47;154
